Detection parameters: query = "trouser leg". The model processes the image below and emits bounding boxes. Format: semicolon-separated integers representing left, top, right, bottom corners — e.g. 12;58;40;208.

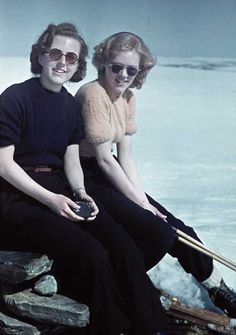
89;185;175;271
147;194;214;282
83;207;167;334
85;178;213;283
1;208;130;335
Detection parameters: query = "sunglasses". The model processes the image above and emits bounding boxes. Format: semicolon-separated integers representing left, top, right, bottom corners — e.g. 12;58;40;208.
43;48;79;65
108;63;140;76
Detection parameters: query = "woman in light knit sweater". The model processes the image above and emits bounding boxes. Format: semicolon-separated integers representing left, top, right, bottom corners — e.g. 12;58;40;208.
75;32;236;322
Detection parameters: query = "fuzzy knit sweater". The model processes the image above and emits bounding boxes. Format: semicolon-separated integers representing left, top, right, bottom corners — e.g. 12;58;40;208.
75;80;137;157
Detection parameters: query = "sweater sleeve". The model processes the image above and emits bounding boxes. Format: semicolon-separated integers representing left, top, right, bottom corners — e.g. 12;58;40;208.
67;95;85;145
75;83;113;144
0;85;24;147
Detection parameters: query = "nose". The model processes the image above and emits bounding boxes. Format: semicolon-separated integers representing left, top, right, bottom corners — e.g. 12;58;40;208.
57;54;66;66
119;67;128;78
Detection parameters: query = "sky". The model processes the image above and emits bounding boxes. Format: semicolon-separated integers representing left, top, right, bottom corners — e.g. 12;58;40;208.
1;0;236;58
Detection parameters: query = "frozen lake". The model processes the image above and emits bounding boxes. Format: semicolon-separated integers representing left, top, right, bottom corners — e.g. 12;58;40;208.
1;56;236;311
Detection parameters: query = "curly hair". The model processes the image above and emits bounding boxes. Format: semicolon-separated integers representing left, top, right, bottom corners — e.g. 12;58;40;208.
30;23;88;82
92;32;156;89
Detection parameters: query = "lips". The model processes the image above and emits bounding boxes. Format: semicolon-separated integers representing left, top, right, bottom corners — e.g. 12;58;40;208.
115;79;128;84
53;68;67;74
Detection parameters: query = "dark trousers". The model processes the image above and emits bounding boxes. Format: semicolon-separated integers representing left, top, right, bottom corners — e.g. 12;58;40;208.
0;171;166;335
81;157;213;283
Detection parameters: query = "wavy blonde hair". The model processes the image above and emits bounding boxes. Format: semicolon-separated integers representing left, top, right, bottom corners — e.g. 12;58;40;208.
92;32;156;89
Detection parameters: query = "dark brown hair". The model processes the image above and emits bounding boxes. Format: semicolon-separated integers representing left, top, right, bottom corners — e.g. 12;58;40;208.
93;32;156;89
30;23;88;82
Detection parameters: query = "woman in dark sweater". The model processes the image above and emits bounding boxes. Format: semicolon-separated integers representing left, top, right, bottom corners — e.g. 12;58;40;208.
0;24;172;335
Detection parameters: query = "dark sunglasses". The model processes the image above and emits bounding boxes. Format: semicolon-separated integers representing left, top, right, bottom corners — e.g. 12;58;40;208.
43;48;79;65
108;63;139;76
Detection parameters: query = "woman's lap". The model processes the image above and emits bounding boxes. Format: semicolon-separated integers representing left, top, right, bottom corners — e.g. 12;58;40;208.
86;182;213;280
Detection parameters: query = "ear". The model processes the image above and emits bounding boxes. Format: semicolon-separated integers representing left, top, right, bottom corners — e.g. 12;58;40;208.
38;53;44;66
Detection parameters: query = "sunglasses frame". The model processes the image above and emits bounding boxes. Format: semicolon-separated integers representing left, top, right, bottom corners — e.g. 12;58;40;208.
107;63;140;76
43;48;79;65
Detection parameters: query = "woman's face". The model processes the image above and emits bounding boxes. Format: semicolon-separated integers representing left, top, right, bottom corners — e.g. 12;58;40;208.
39;35;81;92
103;50;140;95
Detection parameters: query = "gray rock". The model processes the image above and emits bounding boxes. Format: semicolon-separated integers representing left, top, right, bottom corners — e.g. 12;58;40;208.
0;310;41;335
3;288;89;327
0;308;66;335
33;275;58;296
0;251;53;284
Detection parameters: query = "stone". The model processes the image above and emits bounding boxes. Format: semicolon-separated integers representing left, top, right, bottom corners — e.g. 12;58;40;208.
0;251;53;284
33;275;58;296
3;287;89;327
0;310;41;335
0;306;67;335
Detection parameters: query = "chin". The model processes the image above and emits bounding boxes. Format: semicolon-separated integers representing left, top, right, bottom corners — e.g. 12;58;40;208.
115;85;128;93
53;77;68;86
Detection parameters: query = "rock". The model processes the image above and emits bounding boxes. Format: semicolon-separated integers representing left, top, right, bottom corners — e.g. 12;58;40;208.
0;310;41;335
0;306;67;335
0;251;53;284
33;275;58;296
3;287;89;327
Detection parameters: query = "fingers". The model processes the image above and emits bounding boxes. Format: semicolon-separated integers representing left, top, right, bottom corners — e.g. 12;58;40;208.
66;202;98;222
66;197;80;208
157;212;168;222
57;195;99;222
74;193;99;215
62;205;86;222
90;202;99;215
85;215;97;221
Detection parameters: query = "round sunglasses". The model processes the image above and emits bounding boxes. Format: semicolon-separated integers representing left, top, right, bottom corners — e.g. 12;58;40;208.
43;48;79;65
108;63;140;76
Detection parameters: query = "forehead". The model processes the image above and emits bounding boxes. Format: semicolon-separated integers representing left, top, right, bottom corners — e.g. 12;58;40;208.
110;51;140;66
50;35;81;54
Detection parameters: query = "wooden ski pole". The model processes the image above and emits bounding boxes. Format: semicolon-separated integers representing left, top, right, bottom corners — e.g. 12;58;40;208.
174;228;236;272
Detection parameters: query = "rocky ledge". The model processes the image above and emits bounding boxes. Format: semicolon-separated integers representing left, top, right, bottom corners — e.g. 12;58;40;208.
0;251;89;335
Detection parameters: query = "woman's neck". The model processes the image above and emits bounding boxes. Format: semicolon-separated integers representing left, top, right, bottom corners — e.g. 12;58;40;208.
99;78;122;103
39;77;62;93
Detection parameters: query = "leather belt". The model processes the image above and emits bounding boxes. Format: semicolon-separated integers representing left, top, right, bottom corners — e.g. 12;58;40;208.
22;166;53;173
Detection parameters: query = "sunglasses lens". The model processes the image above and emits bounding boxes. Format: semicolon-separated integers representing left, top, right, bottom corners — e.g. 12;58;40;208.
65;52;78;64
127;66;139;76
48;49;78;64
110;64;139;76
111;64;123;73
49;49;62;61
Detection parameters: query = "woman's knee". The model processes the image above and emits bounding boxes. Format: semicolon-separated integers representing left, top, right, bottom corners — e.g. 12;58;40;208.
78;238;111;272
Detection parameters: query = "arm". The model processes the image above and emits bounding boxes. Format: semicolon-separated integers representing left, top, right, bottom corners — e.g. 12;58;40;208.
117;135;148;201
0;145;86;222
117;135;167;220
63;144;98;219
93;139;154;210
93;137;167;219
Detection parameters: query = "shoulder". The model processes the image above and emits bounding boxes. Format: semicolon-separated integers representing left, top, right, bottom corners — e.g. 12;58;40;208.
62;86;76;104
0;79;35;107
75;80;108;102
1;79;28;97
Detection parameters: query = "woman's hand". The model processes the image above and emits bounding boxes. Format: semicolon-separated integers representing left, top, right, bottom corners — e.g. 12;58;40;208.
46;193;92;222
45;191;99;222
75;191;99;220
143;202;167;222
